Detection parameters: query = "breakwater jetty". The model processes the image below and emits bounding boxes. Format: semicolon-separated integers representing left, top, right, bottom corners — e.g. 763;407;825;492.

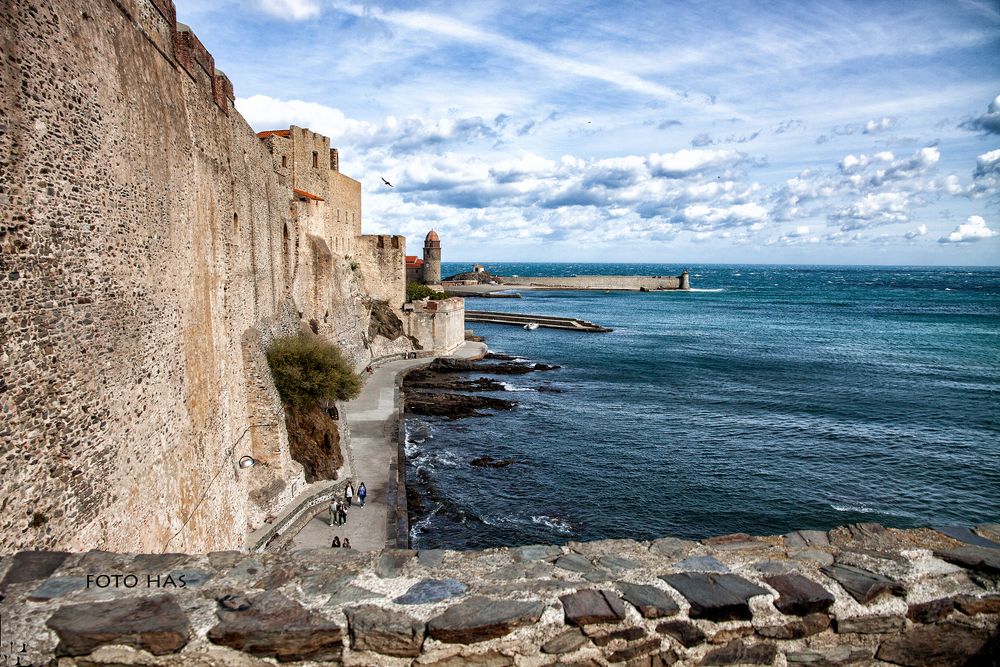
466;310;613;332
500;270;690;291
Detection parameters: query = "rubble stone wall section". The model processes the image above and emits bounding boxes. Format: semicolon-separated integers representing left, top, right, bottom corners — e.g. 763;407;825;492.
0;525;997;665
0;0;404;554
407;298;467;355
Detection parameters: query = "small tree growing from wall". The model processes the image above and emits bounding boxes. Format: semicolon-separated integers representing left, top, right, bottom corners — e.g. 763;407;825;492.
406;282;447;303
266;334;361;407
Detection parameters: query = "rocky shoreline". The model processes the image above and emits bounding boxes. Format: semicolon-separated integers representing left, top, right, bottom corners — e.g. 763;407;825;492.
401;351;561;541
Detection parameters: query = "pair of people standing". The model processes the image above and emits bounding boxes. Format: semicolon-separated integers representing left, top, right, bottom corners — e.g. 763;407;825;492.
328;499;348;526
344;481;367;508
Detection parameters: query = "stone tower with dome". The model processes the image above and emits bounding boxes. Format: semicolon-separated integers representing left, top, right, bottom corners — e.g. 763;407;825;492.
406;229;442;285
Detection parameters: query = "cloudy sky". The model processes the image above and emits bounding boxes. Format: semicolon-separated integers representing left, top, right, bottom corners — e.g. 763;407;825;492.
175;0;1000;265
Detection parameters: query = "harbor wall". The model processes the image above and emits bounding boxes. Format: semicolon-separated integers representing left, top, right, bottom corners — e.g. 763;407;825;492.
501;273;689;290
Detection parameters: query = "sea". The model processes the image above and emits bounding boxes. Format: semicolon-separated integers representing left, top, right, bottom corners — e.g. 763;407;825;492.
405;263;1000;550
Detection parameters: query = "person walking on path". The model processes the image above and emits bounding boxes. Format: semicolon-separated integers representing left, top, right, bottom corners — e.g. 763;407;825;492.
343;538;351;549
328;500;337;526
345;482;355;507
338;503;347;526
358;482;367;508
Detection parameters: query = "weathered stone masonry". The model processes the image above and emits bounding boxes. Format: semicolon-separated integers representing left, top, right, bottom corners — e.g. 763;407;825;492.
0;0;415;555
0;525;997;665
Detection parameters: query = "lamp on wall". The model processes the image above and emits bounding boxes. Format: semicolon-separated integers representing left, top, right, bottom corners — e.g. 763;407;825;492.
238;456;257;470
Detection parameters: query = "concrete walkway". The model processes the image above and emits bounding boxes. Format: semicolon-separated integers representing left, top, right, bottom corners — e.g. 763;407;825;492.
290;342;486;552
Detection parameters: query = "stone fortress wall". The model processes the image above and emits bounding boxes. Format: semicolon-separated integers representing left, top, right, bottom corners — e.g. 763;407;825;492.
0;524;997;665
0;0;418;555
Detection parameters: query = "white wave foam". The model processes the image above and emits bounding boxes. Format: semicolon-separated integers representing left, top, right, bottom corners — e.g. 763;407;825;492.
688;288;725;293
501;382;535;392
829;503;915;518
531;515;574;534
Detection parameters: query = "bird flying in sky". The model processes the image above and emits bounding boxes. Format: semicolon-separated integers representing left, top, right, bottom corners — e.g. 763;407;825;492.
381;177;393;187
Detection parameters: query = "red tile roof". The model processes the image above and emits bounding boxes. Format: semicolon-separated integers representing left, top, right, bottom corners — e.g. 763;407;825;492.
293;188;324;201
405;255;424;268
257;129;291;139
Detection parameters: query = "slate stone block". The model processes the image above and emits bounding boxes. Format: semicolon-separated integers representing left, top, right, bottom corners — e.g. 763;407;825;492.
755;612;830;639
587;625;645;646
649;537;695;558
207;591;343;662
0;551;70;589
555;553;596;573
618;582;680;619
606;637;661;663
28;576;87;601
427;596;544;643
661;572;769;622
597;555;640;571
785;645;872;665
933;546;1000;575
394;578;467;604
933;525;1000;550
511;544;561;562
953;593;1000;615
46;594;190;656
876;622;992;667
700;639;776;665
906;597;955;623
345;604;424;657
561;589;628;626
834;614;905;634
763;573;834;616
655;619;706;648
541;628;589;654
819;563;905;603
675;555;729;572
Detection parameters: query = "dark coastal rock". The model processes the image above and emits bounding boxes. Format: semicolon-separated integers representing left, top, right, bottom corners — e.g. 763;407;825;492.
785;645;872;666
661;572;769;622
834;614;905;634
561;589;628;626
484;352;518;360
656;619;706;647
427;358;559;375
406;391;517;419
819;563;905;603
1;550;70;589
427;596;545;643
876;622;994;667
207;591;343;662
617;582;680;618
345;605;425;657
700;639;777;666
405;372;507;392
470;455;517;468
763;573;835;616
46;595;190;656
755;612;830;639
537;384;563;393
394;578;467;604
541;628;589;654
933;546;1000;574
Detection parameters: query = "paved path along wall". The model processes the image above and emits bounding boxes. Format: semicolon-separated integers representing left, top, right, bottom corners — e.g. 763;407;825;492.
1;523;997;665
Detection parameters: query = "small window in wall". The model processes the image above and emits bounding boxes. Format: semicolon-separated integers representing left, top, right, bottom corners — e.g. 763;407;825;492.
312;151;318;168
281;155;287;168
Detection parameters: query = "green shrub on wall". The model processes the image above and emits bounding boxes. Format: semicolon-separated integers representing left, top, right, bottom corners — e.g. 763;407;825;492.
406;282;447;302
266;334;361;407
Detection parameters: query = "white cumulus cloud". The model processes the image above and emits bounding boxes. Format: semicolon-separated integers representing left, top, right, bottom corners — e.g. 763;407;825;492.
938;215;998;244
256;0;321;20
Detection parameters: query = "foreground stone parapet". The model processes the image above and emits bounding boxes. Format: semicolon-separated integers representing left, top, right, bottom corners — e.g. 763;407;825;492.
1;524;998;665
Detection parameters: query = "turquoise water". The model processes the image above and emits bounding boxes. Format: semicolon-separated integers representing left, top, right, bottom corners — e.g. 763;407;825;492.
406;264;1000;549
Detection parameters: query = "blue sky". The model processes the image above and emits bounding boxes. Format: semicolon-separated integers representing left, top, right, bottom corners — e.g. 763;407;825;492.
175;0;1000;265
